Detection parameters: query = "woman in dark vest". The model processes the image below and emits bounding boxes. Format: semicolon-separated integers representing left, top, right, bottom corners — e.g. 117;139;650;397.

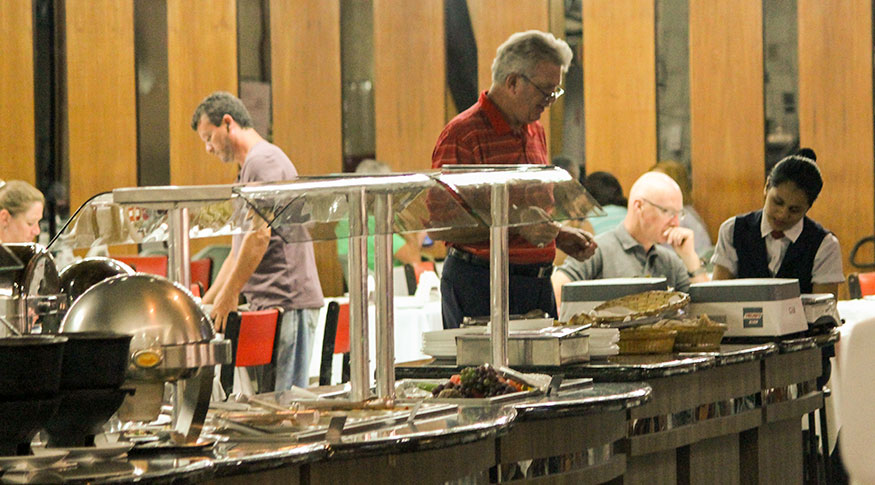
710;148;843;295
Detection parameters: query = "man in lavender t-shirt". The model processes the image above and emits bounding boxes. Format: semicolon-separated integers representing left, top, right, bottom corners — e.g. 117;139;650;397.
192;91;323;390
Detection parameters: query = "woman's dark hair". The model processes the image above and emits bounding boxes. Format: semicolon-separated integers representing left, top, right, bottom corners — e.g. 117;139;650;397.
767;147;822;205
584;171;628;207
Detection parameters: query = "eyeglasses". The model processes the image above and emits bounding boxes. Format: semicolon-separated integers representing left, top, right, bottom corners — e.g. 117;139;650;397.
641;198;685;219
518;73;564;103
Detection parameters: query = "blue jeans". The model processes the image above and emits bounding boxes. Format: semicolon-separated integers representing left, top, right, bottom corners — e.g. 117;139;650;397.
274;308;319;390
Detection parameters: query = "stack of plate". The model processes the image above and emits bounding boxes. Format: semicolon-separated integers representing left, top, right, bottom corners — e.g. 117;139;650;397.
421;328;484;358
585;327;620;358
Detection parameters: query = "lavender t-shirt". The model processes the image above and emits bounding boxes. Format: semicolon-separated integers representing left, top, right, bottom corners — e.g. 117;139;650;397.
232;141;324;310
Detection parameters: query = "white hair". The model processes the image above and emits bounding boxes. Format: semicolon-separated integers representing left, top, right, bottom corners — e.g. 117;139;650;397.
491;30;573;85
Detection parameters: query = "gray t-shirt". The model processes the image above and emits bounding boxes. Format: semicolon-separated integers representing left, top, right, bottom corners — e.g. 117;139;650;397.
557;224;691;293
232;141;324;310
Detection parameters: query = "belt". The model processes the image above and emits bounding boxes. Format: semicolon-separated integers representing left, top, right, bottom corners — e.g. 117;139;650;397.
447;247;553;278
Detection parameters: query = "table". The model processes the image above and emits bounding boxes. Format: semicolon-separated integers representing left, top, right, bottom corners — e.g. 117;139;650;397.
308;295;443;385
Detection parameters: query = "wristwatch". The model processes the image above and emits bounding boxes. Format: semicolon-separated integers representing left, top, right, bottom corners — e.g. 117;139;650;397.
688;259;708;278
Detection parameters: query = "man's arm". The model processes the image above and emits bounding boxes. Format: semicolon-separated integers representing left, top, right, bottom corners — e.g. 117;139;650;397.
664;226;709;283
551;270;572;308
208;225;271;332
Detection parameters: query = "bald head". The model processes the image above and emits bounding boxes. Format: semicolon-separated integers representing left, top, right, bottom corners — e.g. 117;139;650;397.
628;172;683;206
624;172;684;248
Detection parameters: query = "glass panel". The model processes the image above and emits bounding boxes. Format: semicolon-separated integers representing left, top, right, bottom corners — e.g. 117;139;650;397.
433;165;604;227
655;0;691;166
763;0;799;172
47;188;264;252
235;173;483;243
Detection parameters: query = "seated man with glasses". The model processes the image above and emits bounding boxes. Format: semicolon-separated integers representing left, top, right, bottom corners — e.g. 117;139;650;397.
552;171;708;304
432;30;597;329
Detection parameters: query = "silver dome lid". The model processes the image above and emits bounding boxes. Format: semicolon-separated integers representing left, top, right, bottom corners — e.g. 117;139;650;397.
61;273;213;344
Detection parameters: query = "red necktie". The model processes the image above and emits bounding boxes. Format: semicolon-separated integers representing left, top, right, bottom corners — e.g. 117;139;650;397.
770;230;784;240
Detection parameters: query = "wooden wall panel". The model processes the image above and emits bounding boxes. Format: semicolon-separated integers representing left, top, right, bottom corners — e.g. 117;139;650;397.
689;0;765;242
271;0;344;297
583;0;657;190
0;1;35;184
167;0;237;187
65;0;138;210
798;0;874;277
467;0;554;155
374;0;445;173
270;0;341;176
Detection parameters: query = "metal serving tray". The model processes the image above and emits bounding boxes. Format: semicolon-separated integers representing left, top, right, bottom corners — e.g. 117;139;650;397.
395;379;540;405
456;326;590;366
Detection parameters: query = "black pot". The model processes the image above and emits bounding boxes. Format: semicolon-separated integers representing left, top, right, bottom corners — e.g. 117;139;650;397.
44;388;130;448
0;336;67;400
0;397;61;456
58;257;134;306
57;332;132;390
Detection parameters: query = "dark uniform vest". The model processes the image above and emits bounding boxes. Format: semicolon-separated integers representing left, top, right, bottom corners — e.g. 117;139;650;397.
733;210;828;294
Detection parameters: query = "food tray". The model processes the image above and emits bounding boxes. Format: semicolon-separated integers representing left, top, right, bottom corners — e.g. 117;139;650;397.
618;328;677;354
395;379;540;405
569;291;690;327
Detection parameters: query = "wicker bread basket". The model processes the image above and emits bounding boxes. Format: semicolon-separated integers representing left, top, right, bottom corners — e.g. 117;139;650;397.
672;324;727;352
569;290;690;327
618;328;677;354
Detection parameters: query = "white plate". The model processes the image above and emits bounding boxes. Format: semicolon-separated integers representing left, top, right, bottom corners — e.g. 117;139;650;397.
61;442;134;462
0;449;69;471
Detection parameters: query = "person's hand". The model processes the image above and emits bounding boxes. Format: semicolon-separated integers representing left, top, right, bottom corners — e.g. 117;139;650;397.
209;288;239;333
663;226;702;273
664;226;696;256
519;221;562;248
555;225;597;261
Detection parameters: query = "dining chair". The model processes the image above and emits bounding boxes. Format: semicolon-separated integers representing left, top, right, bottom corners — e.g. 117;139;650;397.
319;301;350;386
838;315;875;483
190;258;212;292
403;260;438;295
115;255;168;277
847;272;875;299
220;308;283;396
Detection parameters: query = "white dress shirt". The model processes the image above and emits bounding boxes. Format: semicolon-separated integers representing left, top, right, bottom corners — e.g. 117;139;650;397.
711;215;844;284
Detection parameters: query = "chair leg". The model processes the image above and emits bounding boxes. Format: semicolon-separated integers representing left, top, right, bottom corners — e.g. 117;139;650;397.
341;353;351;383
819;404;831;484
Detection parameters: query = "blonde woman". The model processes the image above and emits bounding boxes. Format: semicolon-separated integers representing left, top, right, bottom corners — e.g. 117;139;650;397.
0;180;45;243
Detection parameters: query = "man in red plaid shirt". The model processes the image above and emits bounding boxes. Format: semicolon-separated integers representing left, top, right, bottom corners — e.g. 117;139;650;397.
432;30;597;329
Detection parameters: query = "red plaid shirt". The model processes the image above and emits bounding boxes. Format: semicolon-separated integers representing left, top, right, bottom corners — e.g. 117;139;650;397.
431;91;553;264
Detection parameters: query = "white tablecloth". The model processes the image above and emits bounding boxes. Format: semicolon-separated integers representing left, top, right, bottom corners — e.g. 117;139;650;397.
308;295;443;385
821;298;875;451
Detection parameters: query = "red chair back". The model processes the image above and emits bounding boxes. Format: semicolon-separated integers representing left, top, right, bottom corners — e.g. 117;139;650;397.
190;258;212;292
412;261;436;284
234;309;280;367
858;272;875;296
116;256;168;277
335;303;350;354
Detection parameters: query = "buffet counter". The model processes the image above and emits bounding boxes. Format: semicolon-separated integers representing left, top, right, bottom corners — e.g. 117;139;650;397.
397;331;837;484
0;383;650;484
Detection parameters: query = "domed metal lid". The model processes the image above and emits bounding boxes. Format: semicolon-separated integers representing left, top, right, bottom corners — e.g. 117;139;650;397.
60;274;213;346
58;257;134;305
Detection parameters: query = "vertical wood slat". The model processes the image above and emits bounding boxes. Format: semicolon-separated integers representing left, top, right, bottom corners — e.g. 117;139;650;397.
167;0;238;187
0;0;36;185
374;0;446;173
270;0;341;176
689;0;765;243
467;0;553;156
583;0;657;190
65;0;138;210
271;0;344;298
798;0;874;277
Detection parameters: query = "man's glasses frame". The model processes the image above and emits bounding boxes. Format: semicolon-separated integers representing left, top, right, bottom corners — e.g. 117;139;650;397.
518;73;564;103
641;197;685;220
